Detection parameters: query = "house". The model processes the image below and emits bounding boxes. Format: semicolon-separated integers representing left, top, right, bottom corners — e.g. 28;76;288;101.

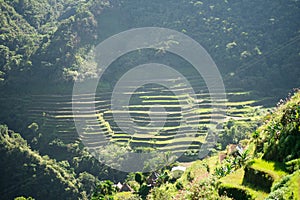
119;183;134;192
115;182;123;190
147;171;159;186
227;144;244;157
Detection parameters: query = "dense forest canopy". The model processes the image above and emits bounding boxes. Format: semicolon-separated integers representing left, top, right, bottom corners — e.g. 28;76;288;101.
0;0;299;199
0;0;299;97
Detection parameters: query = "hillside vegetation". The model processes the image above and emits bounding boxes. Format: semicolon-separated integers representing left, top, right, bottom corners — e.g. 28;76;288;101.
0;125;88;199
109;91;299;200
0;0;299;199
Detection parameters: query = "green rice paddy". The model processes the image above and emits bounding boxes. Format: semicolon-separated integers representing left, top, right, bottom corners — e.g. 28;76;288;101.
17;78;264;157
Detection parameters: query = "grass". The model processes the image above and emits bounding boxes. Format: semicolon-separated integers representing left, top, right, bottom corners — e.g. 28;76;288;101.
210;154;222;168
218;158;288;200
289;171;300;199
225;100;256;106
249;159;287;179
178;159;208;185
219;168;269;200
114;192;136;200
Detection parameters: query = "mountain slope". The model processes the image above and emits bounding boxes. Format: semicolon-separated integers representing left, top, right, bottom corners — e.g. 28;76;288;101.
0;125;91;200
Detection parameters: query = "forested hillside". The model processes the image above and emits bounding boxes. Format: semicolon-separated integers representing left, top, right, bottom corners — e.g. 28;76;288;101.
0;0;299;199
1;0;299;97
0;125;88;199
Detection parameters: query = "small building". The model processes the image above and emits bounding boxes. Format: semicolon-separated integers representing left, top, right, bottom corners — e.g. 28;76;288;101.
119;183;134;192
147;172;159;186
227;144;244;157
115;182;123;190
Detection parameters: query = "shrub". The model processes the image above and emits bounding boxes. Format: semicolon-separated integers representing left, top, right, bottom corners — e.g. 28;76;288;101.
114;192;142;200
185;178;230;200
265;188;288;200
266;171;299;200
285;158;300;173
135;172;144;185
149;186;172;200
175;181;184;190
271;174;291;192
256;92;300;162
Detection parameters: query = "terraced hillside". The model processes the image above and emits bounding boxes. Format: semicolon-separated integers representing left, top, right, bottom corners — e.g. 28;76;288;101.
0;77;257;161
0;79;264;164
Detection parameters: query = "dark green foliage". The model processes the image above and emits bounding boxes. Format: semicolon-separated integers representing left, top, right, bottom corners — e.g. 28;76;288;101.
0;125;90;200
256;92;300;162
78;171;98;196
285;158;300;173
0;0;298;99
218;184;254;200
242;166;274;193
265;172;299;200
218;120;257;150
138;184;151;200
134;172;144;185
175;181;183;190
271;174;291;192
186;171;194;182
0;0;108;84
91;180;116;200
0;0;299;199
110;0;300;99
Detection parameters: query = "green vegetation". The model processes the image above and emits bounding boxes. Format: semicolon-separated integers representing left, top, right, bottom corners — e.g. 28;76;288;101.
255;91;300;162
0;0;299;199
105;91;299;200
218;91;300;199
0;125;88;199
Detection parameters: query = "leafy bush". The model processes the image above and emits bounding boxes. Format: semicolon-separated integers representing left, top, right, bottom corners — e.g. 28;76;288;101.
149;185;173;200
91;180;116;200
114;192;142;200
175;180;184;190
218;119;258;150
266;171;300;200
271;174;291;192
285;158;300;173
187;178;230;200
256;91;300;162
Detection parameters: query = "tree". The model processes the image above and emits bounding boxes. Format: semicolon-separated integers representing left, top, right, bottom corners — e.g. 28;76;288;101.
135;172;144;186
92;180;116;200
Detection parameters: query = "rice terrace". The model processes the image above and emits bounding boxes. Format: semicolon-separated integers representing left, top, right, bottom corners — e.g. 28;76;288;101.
0;0;299;199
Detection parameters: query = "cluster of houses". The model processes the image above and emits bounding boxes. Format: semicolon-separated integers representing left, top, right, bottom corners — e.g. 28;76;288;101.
113;166;187;193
